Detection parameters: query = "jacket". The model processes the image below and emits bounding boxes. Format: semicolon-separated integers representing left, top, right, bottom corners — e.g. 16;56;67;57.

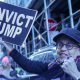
9;49;80;80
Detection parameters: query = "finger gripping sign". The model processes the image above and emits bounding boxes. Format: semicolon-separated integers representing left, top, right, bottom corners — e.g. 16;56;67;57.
0;1;37;46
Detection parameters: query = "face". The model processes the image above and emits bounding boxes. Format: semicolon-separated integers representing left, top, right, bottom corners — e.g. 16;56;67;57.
56;36;80;61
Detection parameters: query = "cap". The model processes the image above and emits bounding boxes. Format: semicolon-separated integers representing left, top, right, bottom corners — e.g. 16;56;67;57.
53;28;80;43
2;56;9;63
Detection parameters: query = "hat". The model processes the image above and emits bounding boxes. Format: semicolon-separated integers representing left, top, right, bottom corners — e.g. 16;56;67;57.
2;56;9;63
53;28;80;43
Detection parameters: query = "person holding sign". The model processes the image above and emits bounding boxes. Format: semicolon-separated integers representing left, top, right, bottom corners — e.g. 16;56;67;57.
0;28;80;80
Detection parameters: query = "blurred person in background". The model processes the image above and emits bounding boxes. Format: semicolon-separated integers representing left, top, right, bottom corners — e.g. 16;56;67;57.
0;27;80;80
0;56;14;79
0;56;17;80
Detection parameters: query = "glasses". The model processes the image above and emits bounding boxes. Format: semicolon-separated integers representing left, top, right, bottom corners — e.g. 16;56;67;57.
56;42;78;50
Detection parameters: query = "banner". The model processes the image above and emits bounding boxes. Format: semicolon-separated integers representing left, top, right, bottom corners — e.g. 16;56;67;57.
0;1;37;46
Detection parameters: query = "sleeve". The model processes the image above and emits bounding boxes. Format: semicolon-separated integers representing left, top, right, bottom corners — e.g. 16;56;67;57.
9;49;64;79
9;49;48;74
41;62;64;79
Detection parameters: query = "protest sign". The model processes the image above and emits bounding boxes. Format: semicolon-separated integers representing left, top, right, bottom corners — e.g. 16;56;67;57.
0;1;37;46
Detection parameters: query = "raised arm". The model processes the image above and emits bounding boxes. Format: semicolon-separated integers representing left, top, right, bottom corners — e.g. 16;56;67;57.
0;39;64;79
0;39;48;74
